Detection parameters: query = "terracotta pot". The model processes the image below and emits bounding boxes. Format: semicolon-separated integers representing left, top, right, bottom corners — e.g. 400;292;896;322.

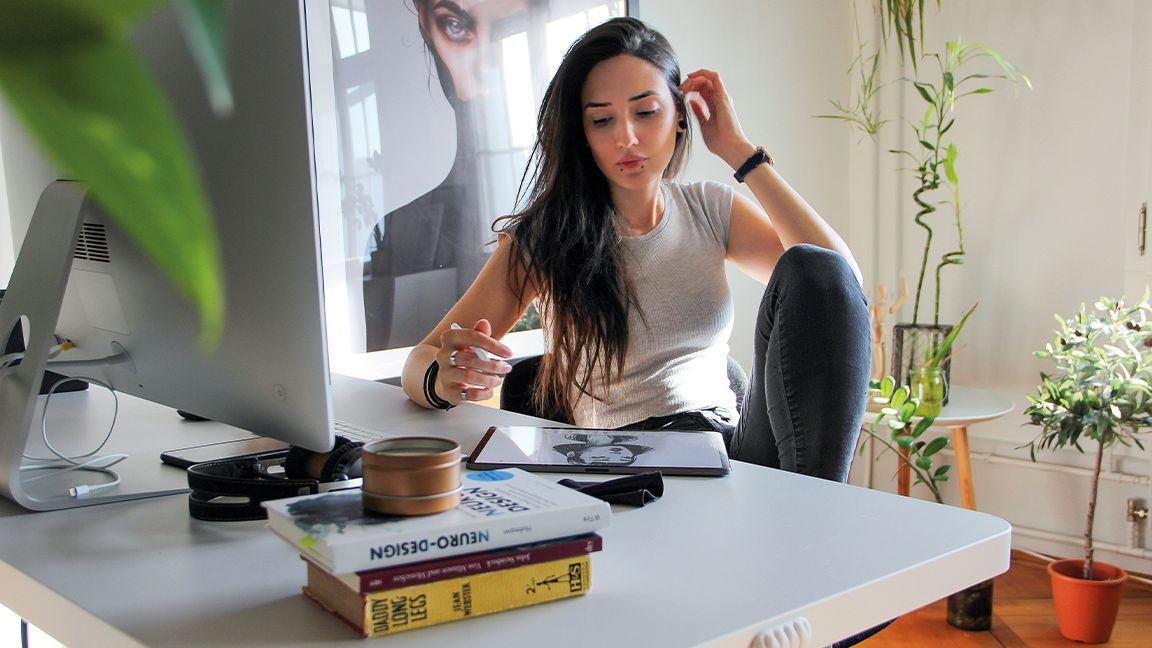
1048;558;1128;643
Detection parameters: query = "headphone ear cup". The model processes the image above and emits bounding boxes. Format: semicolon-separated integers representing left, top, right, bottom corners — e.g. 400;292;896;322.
282;443;315;480
283;435;363;481
319;437;364;481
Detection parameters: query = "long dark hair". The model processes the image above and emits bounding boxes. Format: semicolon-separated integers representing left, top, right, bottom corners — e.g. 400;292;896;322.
495;17;690;422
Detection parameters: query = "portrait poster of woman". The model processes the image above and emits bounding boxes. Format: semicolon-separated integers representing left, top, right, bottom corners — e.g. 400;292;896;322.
321;0;632;362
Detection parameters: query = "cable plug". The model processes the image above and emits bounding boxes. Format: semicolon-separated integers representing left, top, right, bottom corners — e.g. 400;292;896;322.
69;481;117;498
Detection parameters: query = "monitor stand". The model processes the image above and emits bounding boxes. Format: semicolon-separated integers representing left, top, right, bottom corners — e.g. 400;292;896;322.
0;182;188;511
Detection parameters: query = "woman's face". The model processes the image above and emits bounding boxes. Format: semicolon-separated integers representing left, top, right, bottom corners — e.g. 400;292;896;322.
418;0;527;102
580;54;681;195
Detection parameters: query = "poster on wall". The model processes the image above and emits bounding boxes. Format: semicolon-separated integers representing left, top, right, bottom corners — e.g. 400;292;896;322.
317;0;632;378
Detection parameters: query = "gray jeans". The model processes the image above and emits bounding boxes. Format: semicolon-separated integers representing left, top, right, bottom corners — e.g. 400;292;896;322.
623;245;871;484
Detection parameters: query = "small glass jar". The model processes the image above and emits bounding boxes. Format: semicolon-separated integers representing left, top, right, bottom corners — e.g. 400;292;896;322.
911;366;947;417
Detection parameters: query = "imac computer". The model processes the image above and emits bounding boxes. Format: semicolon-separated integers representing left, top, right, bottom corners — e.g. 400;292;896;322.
0;2;341;510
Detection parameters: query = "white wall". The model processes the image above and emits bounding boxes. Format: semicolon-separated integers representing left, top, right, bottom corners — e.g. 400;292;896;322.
0;101;59;288
846;0;1152;575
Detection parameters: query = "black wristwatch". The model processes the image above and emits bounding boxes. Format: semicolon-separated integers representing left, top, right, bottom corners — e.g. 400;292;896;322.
733;146;774;183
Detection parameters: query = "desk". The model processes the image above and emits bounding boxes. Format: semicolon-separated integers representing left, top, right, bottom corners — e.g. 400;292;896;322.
0;376;1011;647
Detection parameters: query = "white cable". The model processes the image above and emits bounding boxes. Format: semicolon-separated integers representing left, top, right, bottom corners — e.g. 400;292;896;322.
20;453;128;481
23;375;119;463
17;374;126;497
0;351;23;368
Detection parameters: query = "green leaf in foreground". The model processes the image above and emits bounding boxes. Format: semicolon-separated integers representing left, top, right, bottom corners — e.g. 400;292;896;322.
0;31;224;346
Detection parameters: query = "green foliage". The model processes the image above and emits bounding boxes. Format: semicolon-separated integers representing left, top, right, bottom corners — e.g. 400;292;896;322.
892;39;1030;325
862;375;950;503
0;0;229;346
1025;295;1152;458
875;0;942;71
816;8;887;138
1024;294;1152;578
923;302;977;368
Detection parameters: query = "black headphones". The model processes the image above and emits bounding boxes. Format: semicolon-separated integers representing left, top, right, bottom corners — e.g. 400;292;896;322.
186;436;364;521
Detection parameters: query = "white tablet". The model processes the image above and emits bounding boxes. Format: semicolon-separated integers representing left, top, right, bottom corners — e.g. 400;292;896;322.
467;426;731;476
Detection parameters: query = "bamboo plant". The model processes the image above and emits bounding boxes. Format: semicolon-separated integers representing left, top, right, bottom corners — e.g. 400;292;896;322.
875;0;942;71
891;39;1029;325
1024;295;1152;580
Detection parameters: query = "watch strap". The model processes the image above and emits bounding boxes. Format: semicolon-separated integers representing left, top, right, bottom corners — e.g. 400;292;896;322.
733;146;773;183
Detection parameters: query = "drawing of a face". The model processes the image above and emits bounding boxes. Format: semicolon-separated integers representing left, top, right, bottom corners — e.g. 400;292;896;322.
418;0;529;102
575;444;637;465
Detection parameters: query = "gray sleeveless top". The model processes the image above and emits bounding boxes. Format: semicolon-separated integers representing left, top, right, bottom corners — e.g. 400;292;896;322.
564;180;737;428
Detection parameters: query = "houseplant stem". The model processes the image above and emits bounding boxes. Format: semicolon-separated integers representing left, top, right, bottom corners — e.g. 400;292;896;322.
1085;439;1103;579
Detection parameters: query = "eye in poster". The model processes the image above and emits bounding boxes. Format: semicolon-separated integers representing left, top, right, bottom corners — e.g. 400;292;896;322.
313;0;632;379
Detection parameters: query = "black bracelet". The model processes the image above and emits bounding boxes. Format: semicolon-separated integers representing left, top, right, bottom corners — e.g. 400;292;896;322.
733;146;774;183
423;361;455;410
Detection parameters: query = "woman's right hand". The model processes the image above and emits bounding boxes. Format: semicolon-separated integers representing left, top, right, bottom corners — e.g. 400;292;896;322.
680;69;756;171
436;319;513;404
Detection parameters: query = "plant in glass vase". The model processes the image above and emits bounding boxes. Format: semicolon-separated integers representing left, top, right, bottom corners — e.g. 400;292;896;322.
910;302;976;417
1023;295;1152;643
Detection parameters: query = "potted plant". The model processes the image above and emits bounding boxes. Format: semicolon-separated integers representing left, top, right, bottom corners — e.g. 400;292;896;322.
863;375;994;631
1024;294;1152;643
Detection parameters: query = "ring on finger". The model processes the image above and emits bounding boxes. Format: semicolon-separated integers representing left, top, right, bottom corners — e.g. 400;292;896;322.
459;389;468;403
448;350;458;367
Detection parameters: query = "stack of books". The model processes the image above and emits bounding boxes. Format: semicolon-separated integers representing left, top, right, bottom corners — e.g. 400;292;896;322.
262;468;611;638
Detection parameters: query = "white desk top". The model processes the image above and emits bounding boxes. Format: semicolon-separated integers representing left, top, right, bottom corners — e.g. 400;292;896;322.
0;376;1012;647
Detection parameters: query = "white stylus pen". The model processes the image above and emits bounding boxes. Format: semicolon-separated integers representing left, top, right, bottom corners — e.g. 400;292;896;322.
450;323;490;361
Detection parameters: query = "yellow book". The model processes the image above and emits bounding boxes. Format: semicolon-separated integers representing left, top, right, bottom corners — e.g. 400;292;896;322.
304;555;591;637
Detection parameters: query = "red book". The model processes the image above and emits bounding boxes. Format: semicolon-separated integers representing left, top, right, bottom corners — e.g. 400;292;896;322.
307;534;602;593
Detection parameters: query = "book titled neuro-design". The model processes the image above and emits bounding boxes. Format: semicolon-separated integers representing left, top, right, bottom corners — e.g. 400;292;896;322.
263;468;610;574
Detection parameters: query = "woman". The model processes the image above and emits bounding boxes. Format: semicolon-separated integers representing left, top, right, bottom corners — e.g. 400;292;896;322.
401;16;871;484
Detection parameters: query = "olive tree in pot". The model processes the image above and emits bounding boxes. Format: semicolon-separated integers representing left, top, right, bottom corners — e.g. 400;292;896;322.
1024;295;1152;643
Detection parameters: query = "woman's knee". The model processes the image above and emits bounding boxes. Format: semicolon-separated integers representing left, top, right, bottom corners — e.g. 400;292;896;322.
773;244;858;296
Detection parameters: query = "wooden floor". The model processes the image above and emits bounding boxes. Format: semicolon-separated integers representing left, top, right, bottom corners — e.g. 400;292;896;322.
860;551;1152;647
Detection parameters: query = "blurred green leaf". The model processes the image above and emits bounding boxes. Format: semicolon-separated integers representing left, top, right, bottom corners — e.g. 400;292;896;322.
176;0;232;115
0;0;160;46
0;7;224;345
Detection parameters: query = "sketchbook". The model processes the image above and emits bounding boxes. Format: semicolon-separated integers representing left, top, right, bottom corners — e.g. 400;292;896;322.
467;426;731;476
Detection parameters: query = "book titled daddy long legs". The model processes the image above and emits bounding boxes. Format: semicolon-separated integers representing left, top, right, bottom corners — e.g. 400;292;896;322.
263;468;611;574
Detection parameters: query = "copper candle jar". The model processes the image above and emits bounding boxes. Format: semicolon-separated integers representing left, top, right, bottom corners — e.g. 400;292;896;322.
360;437;461;516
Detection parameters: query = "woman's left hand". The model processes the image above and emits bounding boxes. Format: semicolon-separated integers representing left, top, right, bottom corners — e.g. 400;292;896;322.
680;69;757;170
